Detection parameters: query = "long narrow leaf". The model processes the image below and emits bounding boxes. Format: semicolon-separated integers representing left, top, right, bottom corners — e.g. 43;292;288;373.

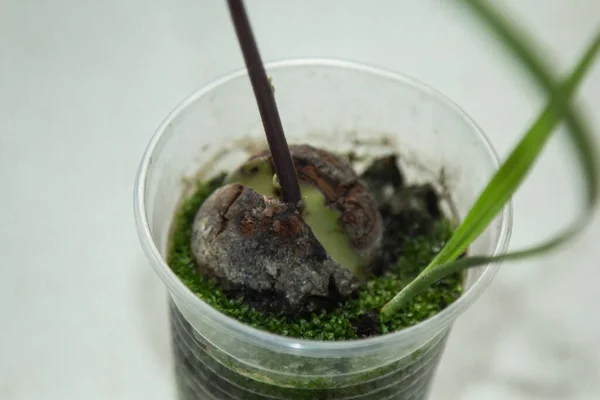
459;0;598;204
381;2;600;316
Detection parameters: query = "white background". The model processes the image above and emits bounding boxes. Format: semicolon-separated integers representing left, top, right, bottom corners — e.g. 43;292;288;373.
1;1;599;399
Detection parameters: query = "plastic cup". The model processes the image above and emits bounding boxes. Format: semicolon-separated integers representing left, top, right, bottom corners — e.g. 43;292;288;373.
134;59;512;400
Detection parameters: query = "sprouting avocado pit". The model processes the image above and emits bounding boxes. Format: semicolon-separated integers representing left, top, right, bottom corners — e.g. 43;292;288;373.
169;146;464;340
191;145;382;314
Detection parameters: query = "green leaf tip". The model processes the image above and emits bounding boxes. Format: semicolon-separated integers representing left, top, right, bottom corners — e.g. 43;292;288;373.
381;2;600;317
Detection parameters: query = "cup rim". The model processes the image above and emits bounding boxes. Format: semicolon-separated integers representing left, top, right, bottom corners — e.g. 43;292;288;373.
134;58;513;356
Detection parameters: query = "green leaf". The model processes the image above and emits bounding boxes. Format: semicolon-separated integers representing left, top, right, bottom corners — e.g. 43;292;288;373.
381;1;600;316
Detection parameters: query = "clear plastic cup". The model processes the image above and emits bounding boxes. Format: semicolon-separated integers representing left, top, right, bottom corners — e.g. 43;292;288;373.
134;59;512;400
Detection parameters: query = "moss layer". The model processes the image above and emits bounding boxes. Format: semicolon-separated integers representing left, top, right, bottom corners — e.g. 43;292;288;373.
167;173;463;341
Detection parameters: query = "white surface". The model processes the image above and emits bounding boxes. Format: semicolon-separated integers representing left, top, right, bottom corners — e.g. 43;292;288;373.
1;1;599;399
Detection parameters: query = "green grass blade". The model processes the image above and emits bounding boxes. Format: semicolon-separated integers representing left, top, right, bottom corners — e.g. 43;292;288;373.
458;0;599;205
428;33;600;268
381;2;600;316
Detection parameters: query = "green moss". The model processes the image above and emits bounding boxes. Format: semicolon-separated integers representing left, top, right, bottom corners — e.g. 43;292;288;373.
167;174;463;341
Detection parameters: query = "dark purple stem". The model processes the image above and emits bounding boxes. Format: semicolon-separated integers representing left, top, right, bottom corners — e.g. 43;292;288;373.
226;0;302;204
